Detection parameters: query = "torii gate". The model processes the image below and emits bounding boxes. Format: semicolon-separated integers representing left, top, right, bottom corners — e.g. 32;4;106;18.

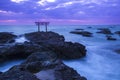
35;22;50;32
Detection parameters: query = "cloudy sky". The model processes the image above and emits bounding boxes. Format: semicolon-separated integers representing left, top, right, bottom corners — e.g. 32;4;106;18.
0;0;120;24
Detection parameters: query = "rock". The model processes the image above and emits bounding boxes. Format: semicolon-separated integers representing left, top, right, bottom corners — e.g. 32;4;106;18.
54;63;87;80
114;49;120;54
35;62;87;80
22;51;58;73
25;31;65;43
0;42;48;63
23;51;57;63
106;35;117;41
75;28;84;30
114;31;120;36
0;32;17;44
70;31;93;37
0;72;2;74
0;65;39;80
0;31;87;80
96;28;112;34
42;41;86;59
24;32;86;59
88;27;92;28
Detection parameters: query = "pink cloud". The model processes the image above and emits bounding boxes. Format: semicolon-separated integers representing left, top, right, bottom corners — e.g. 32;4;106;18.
0;20;16;22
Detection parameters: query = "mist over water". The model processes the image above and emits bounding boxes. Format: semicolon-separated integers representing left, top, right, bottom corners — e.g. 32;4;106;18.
0;25;120;80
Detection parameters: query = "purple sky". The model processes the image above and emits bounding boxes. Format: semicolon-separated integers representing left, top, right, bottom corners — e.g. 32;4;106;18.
0;0;120;24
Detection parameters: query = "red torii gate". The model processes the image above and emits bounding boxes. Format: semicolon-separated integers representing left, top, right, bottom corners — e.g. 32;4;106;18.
35;22;49;32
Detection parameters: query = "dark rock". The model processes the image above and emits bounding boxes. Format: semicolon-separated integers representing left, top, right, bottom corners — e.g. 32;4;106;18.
106;35;117;41
0;32;17;44
25;32;86;59
115;31;120;36
88;27;92;28
0;65;39;80
54;63;87;80
75;28;84;30
114;49;120;54
0;42;48;63
96;28;112;34
23;51;57;63
25;31;65;43
70;31;93;37
0;31;87;80
21;51;58;73
0;72;3;74
42;41;86;59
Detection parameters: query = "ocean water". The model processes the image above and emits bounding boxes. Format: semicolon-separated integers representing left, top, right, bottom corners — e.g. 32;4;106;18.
0;25;120;80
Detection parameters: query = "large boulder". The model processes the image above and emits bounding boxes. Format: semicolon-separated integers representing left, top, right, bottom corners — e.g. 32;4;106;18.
35;62;87;80
25;31;65;43
106;35;117;41
96;28;112;34
70;31;93;37
0;65;39;80
21;51;86;80
21;51;58;73
25;32;86;59
54;63;87;80
114;31;120;36
42;41;86;59
0;42;48;63
0;32;17;44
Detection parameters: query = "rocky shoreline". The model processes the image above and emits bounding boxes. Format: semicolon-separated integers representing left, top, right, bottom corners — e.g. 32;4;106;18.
0;31;87;80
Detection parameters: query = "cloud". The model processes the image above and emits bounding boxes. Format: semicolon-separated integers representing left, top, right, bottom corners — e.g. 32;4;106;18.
11;0;28;3
0;19;16;22
0;0;120;24
37;0;56;6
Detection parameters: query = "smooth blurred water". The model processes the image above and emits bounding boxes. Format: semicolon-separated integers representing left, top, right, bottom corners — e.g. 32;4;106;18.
0;25;120;80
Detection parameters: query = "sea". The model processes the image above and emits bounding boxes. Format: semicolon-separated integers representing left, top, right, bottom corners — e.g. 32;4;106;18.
0;25;120;80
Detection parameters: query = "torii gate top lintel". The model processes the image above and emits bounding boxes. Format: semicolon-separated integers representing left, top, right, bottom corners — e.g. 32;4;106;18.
35;21;50;32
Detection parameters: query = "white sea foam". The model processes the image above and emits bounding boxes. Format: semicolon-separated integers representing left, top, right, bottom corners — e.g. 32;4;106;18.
15;36;29;43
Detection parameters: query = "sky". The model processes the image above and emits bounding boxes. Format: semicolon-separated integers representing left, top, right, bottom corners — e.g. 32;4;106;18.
0;0;120;24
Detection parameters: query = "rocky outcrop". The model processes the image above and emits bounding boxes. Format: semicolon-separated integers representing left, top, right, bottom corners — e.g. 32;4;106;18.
0;65;39;80
0;42;48;63
42;42;86;59
75;28;84;30
96;28;112;34
114;49;120;54
25;32;86;59
70;31;93;37
0;31;87;80
0;51;87;80
21;51;58;73
115;31;120;36
25;31;65;43
106;35;117;41
54;63;87;80
0;32;17;44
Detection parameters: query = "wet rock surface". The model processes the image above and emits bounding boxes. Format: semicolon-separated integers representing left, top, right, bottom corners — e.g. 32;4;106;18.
115;31;120;36
106;35;117;40
0;65;39;80
96;28;112;34
25;32;86;59
70;31;93;37
0;31;87;80
25;31;65;43
0;32;17;44
0;42;48;63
